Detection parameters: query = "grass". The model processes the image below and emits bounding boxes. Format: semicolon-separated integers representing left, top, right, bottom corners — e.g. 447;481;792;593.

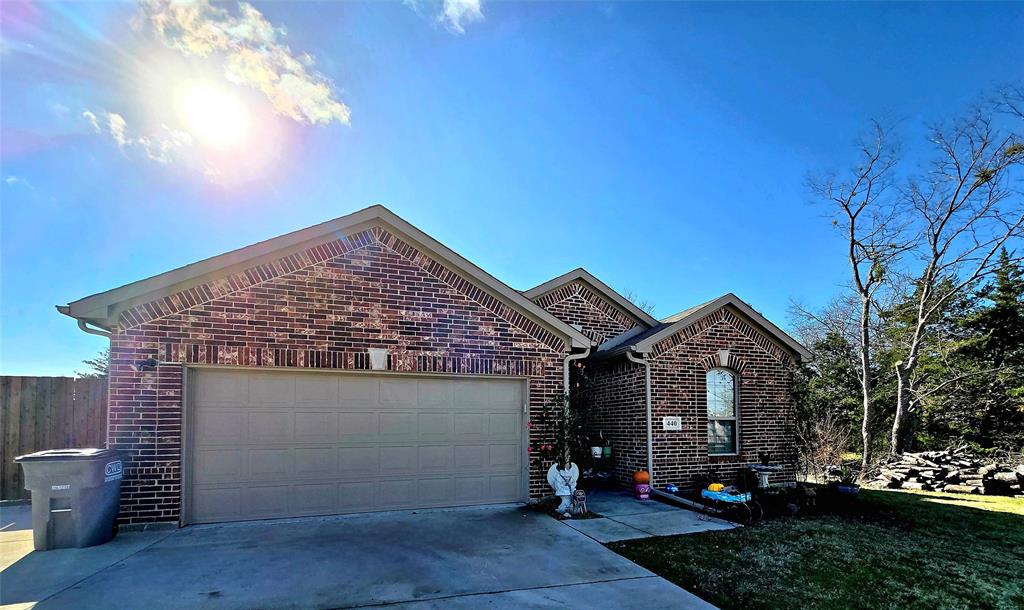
609;489;1024;610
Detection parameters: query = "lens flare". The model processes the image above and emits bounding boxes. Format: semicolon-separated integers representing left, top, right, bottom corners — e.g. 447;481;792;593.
178;82;250;150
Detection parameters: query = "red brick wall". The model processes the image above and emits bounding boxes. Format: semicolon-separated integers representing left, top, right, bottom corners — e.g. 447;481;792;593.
582;360;647;484
108;224;567;525
532;280;643;344
582;306;796;491
648;307;796;489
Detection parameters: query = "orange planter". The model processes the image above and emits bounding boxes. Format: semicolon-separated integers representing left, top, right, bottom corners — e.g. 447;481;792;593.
633;470;650;485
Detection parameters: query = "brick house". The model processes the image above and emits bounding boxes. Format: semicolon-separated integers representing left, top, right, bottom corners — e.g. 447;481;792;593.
59;205;808;526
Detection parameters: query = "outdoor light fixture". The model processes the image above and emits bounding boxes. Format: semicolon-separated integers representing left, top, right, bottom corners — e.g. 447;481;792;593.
136;358;159;371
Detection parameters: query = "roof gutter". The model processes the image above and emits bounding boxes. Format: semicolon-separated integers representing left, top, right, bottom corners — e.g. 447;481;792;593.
625;350;654;486
56;305;113;338
563;347;591;397
76;319;112;339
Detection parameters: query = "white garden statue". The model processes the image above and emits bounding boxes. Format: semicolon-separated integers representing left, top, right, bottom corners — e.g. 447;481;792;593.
546;462;580;516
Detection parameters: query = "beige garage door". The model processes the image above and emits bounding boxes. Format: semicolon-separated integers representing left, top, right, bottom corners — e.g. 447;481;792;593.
187;369;526;524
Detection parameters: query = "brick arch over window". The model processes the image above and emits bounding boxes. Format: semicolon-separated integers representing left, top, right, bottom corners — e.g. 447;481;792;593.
697;350;748;375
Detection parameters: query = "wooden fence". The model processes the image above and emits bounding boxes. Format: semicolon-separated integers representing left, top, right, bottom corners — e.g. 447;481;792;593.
0;376;108;500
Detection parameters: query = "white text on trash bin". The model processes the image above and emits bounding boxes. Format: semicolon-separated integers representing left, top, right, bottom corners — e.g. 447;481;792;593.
104;460;123;482
51;484;71;490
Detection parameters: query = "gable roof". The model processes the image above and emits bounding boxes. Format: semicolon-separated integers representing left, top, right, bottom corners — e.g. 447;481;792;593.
522;268;660;328
57;205;592;350
594;293;811;361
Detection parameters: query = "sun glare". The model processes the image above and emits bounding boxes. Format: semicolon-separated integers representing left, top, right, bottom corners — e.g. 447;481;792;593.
178;82;251;150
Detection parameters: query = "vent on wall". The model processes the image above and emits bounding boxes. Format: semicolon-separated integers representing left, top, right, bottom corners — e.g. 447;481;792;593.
368;348;388;371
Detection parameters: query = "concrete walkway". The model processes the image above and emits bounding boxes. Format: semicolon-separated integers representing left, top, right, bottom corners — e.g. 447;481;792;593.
561;490;735;543
1;502;717;610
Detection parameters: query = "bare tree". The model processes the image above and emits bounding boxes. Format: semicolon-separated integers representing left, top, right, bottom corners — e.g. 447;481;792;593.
621;289;656;316
809;121;910;471
796;410;850;483
889;107;1024;454
789;293;865;350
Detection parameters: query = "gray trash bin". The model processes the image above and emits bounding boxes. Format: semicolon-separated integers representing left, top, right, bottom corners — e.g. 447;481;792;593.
14;448;126;551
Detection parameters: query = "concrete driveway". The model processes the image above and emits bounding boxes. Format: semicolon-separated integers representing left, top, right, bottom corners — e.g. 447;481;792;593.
1;502;715;609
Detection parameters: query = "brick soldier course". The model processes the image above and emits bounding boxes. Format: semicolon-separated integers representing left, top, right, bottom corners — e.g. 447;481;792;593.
60;205;808;526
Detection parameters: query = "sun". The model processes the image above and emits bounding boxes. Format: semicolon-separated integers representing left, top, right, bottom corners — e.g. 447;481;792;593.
178;81;251;150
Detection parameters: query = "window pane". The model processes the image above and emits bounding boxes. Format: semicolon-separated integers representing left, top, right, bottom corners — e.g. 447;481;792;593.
708;420;736;454
706;369;735;418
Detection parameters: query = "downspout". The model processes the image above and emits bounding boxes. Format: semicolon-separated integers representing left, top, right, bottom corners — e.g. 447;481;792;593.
625;350;654;485
563;347;591;391
562;347;591;467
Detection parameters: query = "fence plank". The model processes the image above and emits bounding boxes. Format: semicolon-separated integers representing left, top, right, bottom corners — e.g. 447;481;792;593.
59;377;75;448
1;376;110;500
5;377;25;499
0;377;12;499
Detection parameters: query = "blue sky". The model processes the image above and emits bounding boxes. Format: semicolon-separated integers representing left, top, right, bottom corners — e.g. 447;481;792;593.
2;1;1022;376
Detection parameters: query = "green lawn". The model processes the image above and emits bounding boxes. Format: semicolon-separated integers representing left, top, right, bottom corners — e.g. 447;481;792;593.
609;489;1024;610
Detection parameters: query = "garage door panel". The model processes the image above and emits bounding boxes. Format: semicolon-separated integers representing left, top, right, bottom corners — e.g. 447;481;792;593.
293;483;337;513
380;378;416;404
249;411;293;442
338;446;380;475
455;477;489;502
193;487;241;521
295;412;339;442
379;412;414;437
379;446;415;473
190;370;525;524
249;448;292;479
338;482;378;509
453;381;486;408
488;413;519;438
490;475;520;499
418;412;451;438
248;374;295;405
453;413;486;437
339;412;379;440
489;444;519;469
453;444;486;469
296;447;337;477
380;480;416;506
295;376;339;404
418;445;452;471
195;371;248;405
245;485;291;517
487;380;521;407
194;449;242;483
418;478;454;504
339;377;379;404
417;380;451;407
195;410;246;444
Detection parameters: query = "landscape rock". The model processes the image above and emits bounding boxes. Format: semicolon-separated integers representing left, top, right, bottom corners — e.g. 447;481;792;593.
866;447;1021;497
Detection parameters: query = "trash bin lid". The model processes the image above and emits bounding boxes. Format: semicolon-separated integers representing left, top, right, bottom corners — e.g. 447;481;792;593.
14;448;124;462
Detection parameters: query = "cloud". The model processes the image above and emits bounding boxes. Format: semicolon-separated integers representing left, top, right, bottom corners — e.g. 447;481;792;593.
49;101;71;117
82;110;192;163
82;110;100;133
440;0;483;34
137;0;350;125
406;0;484;34
4;175;28;186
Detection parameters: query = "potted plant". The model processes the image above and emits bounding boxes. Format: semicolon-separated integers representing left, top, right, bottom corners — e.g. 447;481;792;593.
832;465;861;495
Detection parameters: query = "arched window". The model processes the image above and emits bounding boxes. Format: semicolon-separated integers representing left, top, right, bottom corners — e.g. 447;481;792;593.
707;368;738;455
